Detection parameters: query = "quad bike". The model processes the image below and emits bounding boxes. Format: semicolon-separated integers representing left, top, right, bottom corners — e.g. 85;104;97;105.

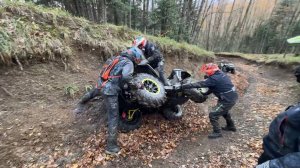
118;63;208;132
218;61;236;74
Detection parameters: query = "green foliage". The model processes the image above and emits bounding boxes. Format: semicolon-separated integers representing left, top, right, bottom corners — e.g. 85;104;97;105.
240;0;300;54
0;1;213;67
149;36;214;58
151;0;180;39
64;84;79;98
84;85;93;93
0;29;11;64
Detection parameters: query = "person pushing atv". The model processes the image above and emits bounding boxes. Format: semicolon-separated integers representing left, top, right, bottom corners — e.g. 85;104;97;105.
74;47;145;155
175;63;238;139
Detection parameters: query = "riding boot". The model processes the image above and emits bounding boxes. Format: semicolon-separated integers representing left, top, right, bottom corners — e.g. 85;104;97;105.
208;113;222;139
73;88;100;114
73;92;91;114
104;95;120;155
106;135;120;155
222;113;237;132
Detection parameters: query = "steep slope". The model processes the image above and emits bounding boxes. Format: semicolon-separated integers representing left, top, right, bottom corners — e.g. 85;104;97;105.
0;1;214;70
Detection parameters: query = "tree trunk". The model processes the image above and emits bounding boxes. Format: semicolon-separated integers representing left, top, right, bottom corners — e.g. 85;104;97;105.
221;0;236;51
129;0;132;28
191;0;206;43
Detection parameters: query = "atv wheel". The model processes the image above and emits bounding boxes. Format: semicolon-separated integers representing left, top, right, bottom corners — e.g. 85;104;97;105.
119;106;142;133
162;105;183;120
182;78;208;103
131;73;166;108
184;88;207;103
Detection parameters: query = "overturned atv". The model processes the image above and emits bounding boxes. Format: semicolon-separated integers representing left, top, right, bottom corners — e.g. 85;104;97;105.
118;63;208;132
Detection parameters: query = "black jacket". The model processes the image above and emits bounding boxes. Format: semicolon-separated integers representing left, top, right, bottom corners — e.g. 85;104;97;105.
144;42;164;68
182;71;238;104
97;56;134;95
262;103;300;167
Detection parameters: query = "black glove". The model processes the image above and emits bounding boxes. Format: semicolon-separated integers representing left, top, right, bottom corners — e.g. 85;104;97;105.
138;59;149;65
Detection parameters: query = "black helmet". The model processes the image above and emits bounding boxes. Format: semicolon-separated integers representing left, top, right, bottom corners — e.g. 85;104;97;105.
121;47;145;64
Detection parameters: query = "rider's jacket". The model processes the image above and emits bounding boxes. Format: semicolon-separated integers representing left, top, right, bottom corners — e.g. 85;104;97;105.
97;56;134;95
182;71;238;104
263;103;300;167
144;42;164;69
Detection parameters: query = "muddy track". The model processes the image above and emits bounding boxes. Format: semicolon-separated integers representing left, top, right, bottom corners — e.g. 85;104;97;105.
0;57;299;168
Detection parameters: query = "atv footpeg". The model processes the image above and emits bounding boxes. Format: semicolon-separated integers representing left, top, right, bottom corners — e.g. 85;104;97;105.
164;85;174;91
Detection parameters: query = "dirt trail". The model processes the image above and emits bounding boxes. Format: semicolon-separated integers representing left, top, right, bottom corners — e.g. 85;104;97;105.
0;56;299;168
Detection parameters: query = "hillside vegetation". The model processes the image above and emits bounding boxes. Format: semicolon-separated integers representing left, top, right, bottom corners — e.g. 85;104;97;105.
216;52;300;69
0;1;214;70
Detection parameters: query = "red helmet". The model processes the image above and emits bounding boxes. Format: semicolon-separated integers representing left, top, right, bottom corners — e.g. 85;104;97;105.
200;63;220;76
132;36;147;50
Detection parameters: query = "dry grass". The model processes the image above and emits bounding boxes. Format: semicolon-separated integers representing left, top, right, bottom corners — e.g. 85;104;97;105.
216;52;300;67
0;1;214;69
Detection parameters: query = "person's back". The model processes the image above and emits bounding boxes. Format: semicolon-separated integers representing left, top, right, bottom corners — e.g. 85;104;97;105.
204;71;237;103
97;55;134;96
143;41;163;68
256;103;300;168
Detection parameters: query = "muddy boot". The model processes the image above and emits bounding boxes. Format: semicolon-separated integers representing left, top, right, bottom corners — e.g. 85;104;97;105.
73;92;91;114
105;136;120;155
222;113;237;132
208;113;222;139
208;131;223;139
73;103;85;114
104;95;120;155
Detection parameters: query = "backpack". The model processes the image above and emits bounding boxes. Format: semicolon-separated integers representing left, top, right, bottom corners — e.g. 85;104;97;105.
96;56;122;89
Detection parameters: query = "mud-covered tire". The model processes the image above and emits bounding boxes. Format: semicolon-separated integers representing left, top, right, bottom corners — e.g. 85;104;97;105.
118;106;142;133
131;73;166;108
184;88;207;103
162;105;183;120
182;78;208;103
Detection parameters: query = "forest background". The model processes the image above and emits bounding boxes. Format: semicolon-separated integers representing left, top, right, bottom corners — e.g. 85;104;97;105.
27;0;300;54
